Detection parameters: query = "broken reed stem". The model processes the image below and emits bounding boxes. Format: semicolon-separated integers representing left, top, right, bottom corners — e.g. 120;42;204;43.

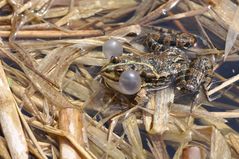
59;108;85;159
211;112;239;118
182;146;203;159
26;118;95;159
144;87;174;134
10;80;89;158
0;61;28;159
0;30;103;38
0;137;11;159
208;73;239;96
0;0;7;9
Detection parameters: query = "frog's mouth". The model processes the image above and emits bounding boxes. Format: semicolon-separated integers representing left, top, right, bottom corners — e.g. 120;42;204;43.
102;75;134;95
100;72;120;82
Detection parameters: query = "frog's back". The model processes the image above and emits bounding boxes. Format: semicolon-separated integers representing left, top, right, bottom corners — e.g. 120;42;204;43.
142;48;189;76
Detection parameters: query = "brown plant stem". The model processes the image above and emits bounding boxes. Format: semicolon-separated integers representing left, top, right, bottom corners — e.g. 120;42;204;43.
0;61;28;159
59;108;85;159
0;30;103;38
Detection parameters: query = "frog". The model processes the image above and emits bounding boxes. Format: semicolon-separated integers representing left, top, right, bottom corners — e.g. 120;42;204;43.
100;47;214;135
100;47;190;94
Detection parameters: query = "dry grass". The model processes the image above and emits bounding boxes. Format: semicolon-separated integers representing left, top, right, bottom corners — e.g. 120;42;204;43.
0;0;238;159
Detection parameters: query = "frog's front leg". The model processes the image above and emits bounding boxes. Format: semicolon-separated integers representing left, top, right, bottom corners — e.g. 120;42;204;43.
135;88;150;107
202;72;223;102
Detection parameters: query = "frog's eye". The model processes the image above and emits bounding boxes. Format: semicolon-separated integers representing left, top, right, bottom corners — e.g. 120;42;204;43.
110;56;120;64
115;67;124;73
141;71;156;78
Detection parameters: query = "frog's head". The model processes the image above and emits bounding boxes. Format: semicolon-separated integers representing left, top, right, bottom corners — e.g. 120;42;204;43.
101;54;164;95
100;57;136;94
101;56;130;82
100;56;140;95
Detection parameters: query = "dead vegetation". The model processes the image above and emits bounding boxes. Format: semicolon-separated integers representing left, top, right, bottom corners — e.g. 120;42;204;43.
0;0;239;159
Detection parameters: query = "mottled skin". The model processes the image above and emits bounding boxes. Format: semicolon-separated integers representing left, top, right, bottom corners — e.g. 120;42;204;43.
101;26;213;98
101;48;189;90
179;56;213;93
144;30;197;52
101;50;213;96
